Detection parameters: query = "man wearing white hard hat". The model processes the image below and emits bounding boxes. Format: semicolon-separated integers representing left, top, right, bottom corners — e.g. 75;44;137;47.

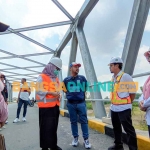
36;57;62;150
108;57;137;150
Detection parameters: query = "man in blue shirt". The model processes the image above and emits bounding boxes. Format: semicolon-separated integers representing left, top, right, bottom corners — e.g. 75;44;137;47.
63;62;91;149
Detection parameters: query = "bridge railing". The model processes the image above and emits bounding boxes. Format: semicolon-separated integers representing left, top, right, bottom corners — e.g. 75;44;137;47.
61;98;139;118
59;70;144;119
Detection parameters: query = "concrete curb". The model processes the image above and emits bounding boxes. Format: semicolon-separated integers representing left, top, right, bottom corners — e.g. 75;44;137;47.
60;109;150;150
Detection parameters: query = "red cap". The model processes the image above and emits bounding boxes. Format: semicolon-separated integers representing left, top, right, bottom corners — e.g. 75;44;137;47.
70;62;81;68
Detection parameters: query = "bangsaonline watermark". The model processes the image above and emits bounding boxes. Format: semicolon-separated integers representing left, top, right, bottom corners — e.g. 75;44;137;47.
12;81;138;93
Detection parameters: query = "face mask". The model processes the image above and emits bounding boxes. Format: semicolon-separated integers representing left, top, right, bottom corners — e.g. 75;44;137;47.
54;70;59;76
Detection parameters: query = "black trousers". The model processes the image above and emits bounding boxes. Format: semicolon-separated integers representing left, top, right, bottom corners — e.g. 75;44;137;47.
148;125;150;138
111;109;137;150
39;105;59;149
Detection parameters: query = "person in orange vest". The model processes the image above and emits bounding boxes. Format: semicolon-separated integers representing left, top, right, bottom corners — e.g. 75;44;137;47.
13;78;31;123
36;57;62;150
108;57;137;150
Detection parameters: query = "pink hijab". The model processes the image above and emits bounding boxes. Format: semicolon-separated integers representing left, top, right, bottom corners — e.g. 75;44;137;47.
42;63;57;79
143;50;150;100
0;80;8;122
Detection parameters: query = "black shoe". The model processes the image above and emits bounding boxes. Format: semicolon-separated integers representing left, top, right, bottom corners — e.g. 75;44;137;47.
108;145;124;150
51;146;62;150
42;148;49;150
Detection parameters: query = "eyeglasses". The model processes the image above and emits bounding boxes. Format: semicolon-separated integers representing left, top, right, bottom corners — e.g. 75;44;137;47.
0;76;5;78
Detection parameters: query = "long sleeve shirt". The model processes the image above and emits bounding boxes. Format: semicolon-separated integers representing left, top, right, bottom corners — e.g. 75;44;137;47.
36;76;48;103
139;94;150;125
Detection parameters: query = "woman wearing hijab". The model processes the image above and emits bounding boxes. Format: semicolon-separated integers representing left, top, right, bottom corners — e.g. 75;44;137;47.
36;57;62;150
139;50;150;138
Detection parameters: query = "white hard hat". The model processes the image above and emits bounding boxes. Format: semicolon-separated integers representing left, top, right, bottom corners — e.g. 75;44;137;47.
49;57;62;69
108;57;123;65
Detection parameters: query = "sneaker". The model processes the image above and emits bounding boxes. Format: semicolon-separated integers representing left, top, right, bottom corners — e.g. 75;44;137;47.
2;126;6;129
5;120;8;124
84;139;91;149
22;117;26;122
72;137;79;147
13;118;20;123
108;144;124;150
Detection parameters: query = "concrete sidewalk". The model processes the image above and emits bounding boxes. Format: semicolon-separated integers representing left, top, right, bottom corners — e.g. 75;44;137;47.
0;103;128;150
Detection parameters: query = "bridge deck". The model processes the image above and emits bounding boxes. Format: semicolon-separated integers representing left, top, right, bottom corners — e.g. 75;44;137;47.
0;103;128;150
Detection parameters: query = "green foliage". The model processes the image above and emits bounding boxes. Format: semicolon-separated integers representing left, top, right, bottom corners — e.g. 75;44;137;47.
104;101;111;105
86;101;92;109
140;86;143;92
132;101;139;107
135;93;141;99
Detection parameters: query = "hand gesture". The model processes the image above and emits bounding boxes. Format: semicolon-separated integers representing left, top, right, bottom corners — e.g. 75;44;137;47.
17;99;19;103
53;91;60;97
58;94;62;101
139;100;146;112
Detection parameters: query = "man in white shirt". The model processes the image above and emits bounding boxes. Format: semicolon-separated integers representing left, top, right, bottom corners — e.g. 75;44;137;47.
13;78;31;123
108;57;137;150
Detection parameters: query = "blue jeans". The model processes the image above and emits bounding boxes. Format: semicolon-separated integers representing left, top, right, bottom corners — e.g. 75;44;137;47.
17;98;28;118
67;102;89;139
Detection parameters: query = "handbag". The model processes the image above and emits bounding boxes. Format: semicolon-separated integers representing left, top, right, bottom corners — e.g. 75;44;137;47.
0;134;6;150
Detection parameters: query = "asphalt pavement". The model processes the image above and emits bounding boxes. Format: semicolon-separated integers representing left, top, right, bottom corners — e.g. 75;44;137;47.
0;103;128;150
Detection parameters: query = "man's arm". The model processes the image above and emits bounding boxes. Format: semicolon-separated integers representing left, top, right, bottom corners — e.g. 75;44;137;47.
28;87;31;96
62;79;67;93
82;76;88;98
123;74;136;103
129;93;135;103
17;90;21;103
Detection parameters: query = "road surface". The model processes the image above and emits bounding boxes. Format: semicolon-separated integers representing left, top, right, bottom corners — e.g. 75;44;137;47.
0;103;128;150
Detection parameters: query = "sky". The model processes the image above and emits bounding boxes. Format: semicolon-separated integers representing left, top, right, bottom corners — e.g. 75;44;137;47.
0;0;150;99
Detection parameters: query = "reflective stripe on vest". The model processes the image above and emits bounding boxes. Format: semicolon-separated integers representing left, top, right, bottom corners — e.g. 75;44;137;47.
110;72;131;105
36;97;58;102
36;74;60;107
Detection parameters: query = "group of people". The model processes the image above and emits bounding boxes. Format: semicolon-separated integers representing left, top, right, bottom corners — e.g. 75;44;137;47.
0;74;31;127
35;53;150;150
0;50;150;150
35;57;91;150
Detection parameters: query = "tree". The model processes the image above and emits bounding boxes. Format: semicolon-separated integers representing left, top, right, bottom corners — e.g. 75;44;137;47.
135;93;141;99
104;96;109;99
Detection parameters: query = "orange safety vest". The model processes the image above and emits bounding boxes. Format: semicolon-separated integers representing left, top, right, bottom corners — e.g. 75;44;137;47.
20;83;30;92
36;74;60;108
110;72;131;105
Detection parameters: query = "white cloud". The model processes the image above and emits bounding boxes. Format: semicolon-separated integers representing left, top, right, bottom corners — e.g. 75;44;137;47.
134;45;150;74
1;0;149;96
84;0;134;56
97;74;112;82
